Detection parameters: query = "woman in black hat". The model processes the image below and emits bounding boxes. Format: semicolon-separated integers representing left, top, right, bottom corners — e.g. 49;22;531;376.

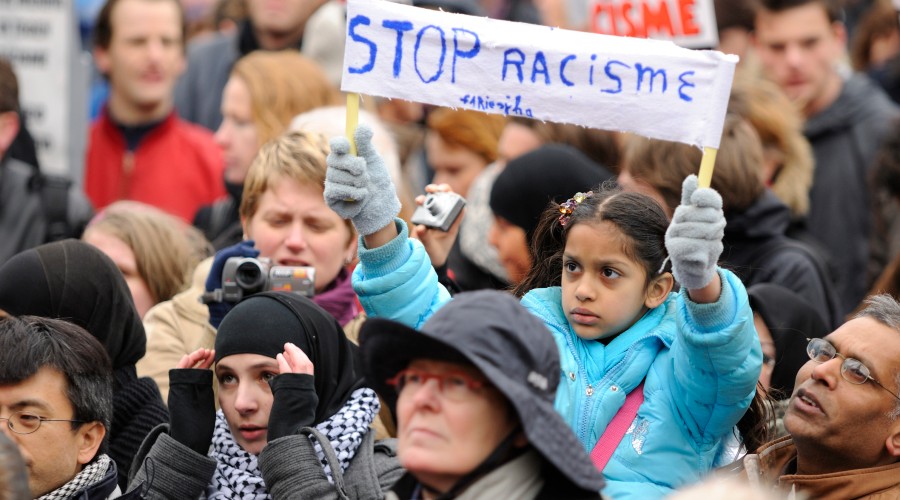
0;239;168;490
128;292;402;498
359;290;606;499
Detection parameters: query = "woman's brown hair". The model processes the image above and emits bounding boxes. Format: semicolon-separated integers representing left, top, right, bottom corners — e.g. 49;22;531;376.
230;50;341;148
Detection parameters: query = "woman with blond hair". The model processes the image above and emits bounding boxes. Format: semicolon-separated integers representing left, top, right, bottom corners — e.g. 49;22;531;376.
83;200;212;318
140;131;395;448
194;49;341;249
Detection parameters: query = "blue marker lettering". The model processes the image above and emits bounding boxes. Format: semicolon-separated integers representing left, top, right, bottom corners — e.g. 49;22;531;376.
635;64;667;93
559;54;576;87
414;25;446;83
531;51;550;85
382;20;413;78
602;60;630;94
589;54;597;86
502;48;525;83
678;71;696;102
348;15;377;74
512;95;524;114
451;28;480;84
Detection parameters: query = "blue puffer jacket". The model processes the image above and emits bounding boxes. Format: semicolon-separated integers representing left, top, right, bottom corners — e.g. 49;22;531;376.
522;277;760;498
352;220;761;499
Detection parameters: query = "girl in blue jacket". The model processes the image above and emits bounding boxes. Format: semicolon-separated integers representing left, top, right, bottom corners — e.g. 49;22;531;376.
325;126;762;499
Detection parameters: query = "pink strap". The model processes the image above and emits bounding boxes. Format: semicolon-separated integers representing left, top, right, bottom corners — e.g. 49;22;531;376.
590;381;645;472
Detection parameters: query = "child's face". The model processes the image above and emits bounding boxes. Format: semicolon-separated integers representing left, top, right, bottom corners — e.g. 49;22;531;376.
561;221;655;341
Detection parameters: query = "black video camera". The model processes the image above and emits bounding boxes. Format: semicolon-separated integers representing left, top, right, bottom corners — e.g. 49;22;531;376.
218;257;315;303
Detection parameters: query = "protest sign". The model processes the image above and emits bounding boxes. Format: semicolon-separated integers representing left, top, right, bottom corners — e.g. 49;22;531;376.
0;0;87;179
588;0;718;49
341;0;737;150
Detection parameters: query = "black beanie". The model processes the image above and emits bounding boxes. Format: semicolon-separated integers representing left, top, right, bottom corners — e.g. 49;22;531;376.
489;144;614;239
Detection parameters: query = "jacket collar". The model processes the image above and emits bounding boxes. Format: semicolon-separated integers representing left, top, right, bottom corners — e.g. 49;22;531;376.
749;436;900;500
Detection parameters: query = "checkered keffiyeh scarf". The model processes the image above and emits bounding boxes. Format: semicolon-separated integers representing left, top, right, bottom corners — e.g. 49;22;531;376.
37;454;111;500
207;387;380;498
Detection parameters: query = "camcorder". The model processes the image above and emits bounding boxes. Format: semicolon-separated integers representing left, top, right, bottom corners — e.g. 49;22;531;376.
213;257;315;303
410;192;466;232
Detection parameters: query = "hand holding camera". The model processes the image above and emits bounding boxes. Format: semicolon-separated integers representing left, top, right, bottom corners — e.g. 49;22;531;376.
202;241;316;329
411;184;466;268
204;240;259;328
411;189;466;232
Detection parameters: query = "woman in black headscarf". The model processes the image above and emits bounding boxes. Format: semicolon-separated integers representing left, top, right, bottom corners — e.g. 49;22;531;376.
748;283;830;439
0;239;168;488
127;292;403;498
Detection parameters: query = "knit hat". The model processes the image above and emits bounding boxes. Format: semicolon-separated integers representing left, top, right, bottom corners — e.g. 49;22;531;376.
214;291;364;424
748;283;828;399
359;290;605;492
489;144;613;239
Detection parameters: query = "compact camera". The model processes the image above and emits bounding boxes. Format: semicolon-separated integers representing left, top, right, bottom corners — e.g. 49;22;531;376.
220;257;315;303
410;192;466;232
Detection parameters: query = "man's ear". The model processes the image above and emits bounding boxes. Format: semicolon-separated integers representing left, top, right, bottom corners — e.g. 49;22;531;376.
644;272;674;309
93;46;111;76
76;421;106;465
886;421;900;458
831;21;847;48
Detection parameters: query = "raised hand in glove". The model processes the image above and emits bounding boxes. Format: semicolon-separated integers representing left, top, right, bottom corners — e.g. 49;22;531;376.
168;348;217;455
664;174;725;291
204;240;260;328
325;125;401;236
267;342;318;442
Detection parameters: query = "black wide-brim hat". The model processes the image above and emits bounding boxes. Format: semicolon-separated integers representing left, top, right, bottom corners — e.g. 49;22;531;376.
359;291;605;492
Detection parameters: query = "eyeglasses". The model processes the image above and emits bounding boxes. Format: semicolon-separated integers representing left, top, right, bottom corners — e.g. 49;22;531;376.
806;338;900;402
0;411;85;435
387;369;486;401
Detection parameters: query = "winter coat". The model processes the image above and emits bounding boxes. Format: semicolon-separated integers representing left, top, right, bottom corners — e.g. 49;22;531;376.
721;189;842;329
386;450;603;500
803;73;900;313
126;424;402;499
85;110;225;222
351;219;761;500
0;155;92;264
737;436;900;500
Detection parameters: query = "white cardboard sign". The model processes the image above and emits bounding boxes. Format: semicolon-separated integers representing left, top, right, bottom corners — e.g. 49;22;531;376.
341;0;737;149
0;0;86;178
589;0;719;50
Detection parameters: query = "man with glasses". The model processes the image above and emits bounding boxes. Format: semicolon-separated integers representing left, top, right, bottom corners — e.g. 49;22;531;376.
739;294;900;498
0;315;131;499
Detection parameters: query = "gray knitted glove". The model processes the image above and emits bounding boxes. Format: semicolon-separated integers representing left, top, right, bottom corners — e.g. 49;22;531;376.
664;174;725;290
325;125;401;236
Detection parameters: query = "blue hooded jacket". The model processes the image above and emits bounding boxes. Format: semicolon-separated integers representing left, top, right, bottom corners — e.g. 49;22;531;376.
352;220;761;499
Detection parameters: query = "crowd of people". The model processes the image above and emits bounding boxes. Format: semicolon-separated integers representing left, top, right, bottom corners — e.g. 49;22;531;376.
2;0;900;498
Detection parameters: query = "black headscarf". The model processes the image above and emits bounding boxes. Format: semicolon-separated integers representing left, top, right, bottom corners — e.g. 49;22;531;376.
214;291;364;425
0;239;146;369
748;283;830;399
489;144;614;240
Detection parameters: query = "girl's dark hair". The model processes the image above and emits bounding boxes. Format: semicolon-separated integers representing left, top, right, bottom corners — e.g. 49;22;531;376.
736;384;776;455
514;181;670;297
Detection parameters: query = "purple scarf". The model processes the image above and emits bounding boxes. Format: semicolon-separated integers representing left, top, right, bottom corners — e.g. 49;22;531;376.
312;268;359;326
